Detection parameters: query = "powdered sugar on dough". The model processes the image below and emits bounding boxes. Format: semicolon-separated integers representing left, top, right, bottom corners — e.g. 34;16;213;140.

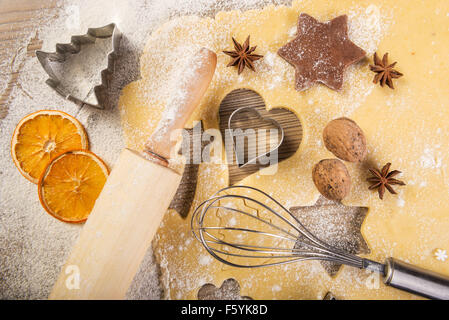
120;0;449;300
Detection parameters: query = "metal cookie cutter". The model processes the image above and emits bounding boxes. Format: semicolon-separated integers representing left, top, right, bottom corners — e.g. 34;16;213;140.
36;23;121;109
228;106;285;168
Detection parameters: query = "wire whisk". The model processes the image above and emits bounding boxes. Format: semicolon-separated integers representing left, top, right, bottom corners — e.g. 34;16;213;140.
191;185;383;273
191;185;449;300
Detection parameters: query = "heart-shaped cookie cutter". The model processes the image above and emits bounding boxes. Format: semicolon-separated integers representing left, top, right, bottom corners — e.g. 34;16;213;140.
228;106;285;168
36;23;121;109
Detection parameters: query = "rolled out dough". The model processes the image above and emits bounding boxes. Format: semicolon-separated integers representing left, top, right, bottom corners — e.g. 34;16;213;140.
118;0;449;299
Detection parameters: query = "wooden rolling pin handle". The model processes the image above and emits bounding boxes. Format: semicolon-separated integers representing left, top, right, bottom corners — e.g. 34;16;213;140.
144;48;217;161
141;149;169;167
49;48;216;300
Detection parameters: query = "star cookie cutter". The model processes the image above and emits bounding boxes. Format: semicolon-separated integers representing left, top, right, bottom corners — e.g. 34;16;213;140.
228;106;285;168
36;23;122;109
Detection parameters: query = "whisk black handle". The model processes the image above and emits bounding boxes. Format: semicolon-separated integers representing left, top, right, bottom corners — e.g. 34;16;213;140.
383;258;449;300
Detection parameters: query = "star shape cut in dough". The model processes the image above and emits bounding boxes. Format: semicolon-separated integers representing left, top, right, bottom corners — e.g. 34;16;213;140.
290;196;369;276
278;13;366;91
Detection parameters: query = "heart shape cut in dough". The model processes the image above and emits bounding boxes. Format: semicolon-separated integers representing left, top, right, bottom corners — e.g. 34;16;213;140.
219;89;302;185
228;106;285;168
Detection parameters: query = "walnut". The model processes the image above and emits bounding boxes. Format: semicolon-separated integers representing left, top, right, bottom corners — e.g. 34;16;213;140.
312;159;351;201
323;117;367;162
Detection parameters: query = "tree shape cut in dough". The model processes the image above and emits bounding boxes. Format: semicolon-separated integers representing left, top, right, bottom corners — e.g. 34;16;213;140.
290;196;369;276
169;121;213;218
198;278;252;300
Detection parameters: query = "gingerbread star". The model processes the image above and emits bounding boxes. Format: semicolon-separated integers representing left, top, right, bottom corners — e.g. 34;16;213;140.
278;13;366;91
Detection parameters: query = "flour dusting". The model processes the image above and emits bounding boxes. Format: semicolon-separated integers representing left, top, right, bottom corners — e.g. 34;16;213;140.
0;0;411;301
1;0;299;300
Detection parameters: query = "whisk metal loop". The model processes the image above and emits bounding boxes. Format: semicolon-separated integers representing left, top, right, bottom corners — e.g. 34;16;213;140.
192;185;367;270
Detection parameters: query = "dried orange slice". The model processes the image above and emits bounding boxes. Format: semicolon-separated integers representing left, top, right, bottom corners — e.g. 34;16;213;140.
38;150;109;223
11;110;88;184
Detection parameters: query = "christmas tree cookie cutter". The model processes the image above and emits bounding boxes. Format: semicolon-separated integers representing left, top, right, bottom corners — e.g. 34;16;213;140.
36;23;122;109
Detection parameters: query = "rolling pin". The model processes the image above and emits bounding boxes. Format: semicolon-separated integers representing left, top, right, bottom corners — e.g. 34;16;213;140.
49;48;217;299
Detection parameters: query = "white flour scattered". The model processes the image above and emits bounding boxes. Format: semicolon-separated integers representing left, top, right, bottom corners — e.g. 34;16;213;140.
419;147;442;169
272;284;282;292
149;46;209;143
1;0;297;300
1;0;399;300
198;254;213;266
397;197;405;207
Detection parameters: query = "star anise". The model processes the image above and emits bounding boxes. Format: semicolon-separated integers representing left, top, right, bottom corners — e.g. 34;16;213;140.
367;162;406;200
369;52;403;89
223;36;263;75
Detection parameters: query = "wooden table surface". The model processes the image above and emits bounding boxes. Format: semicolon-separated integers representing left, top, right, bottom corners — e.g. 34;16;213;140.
0;0;57;119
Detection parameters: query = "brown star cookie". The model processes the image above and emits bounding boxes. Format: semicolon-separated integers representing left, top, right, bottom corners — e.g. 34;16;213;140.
278;13;366;91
